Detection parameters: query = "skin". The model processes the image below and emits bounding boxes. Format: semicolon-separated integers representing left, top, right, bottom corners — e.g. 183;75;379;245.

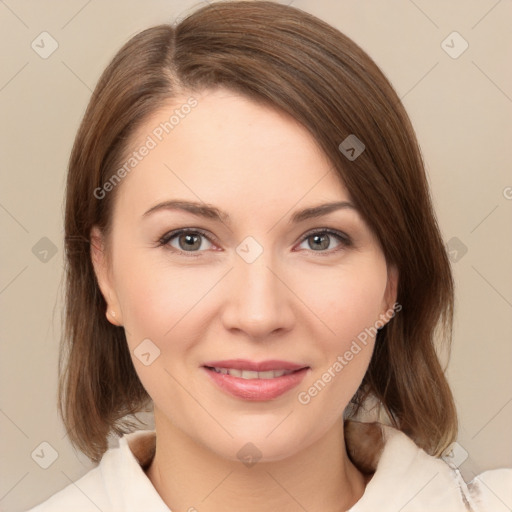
91;88;398;512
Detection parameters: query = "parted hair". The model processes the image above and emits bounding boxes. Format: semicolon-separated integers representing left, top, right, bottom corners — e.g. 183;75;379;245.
61;0;457;463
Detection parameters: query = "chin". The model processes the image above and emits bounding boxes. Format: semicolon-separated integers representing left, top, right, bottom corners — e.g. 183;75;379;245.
199;423;313;465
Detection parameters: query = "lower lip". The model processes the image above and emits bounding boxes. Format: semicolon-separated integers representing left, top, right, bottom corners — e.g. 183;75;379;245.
202;366;310;401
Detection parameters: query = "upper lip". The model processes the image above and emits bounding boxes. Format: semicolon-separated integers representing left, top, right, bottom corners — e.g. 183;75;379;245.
203;359;308;372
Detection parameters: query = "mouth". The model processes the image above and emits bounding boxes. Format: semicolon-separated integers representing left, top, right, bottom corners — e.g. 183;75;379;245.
201;360;310;401
205;366;299;379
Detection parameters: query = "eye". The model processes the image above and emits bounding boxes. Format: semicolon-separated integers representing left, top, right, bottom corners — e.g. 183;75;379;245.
158;229;215;255
296;229;352;253
158;227;352;257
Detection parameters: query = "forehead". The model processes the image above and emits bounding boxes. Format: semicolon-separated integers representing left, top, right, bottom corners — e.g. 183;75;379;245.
113;88;351;216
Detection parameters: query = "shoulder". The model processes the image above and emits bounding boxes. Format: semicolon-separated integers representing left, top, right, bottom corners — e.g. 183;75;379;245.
346;420;512;512
465;468;512;512
25;457;111;512
25;430;168;512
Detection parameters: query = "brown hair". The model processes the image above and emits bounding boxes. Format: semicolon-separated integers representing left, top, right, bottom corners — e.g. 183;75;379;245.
60;0;457;463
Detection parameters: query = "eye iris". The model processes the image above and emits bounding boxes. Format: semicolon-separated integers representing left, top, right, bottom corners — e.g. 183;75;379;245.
180;233;201;251
309;233;329;250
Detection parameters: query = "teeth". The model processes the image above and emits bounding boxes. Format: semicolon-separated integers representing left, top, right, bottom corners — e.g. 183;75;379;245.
210;367;295;379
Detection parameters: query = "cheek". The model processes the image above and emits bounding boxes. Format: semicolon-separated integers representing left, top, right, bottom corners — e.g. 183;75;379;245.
114;251;221;348
297;256;389;346
292;256;388;406
294;266;386;423
111;257;217;407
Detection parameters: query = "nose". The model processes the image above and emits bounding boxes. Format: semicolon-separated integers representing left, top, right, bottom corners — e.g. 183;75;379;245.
219;249;295;340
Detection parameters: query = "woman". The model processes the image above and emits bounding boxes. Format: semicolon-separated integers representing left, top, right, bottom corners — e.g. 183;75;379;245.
27;1;511;511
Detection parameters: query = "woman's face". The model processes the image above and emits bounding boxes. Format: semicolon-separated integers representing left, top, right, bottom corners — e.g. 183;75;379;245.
91;87;397;462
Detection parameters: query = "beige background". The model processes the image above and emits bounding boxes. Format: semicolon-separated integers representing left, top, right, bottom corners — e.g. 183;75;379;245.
1;0;511;510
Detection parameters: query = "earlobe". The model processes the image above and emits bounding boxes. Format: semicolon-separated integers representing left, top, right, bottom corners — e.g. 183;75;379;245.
90;226;123;326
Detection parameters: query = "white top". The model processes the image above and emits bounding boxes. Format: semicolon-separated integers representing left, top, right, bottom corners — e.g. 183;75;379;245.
26;421;512;512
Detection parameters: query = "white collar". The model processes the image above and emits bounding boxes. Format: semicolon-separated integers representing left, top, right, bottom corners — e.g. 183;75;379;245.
118;421;479;511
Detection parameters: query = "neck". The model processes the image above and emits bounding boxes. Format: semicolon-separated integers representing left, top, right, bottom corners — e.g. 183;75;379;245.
146;411;368;512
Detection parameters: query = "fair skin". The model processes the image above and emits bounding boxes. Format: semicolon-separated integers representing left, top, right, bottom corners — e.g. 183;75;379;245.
91;88;398;512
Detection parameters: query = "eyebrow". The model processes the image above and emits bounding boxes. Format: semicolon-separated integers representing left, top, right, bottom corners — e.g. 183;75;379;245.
142;200;357;224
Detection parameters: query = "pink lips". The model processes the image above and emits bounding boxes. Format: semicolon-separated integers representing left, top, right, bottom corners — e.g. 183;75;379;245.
203;359;306;372
202;359;310;401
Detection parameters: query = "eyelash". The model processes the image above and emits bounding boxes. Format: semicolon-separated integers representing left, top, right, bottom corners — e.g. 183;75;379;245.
157;228;352;258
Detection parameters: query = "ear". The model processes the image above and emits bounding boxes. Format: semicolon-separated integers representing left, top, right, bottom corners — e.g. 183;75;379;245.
90;226;123;326
380;263;399;323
